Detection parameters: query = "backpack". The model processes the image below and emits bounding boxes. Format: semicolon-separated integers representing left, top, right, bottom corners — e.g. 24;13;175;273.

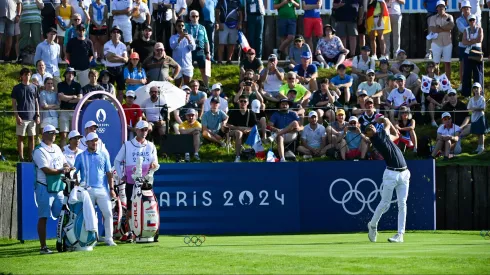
417;136;433;158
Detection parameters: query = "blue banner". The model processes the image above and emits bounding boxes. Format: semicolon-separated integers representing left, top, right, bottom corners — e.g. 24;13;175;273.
17;160;435;240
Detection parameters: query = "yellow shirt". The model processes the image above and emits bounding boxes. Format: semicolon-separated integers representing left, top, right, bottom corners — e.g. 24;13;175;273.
179;120;202;130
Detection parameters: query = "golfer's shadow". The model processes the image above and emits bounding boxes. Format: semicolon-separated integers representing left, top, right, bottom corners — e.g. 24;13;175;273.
0;247;45;258
191;241;367;248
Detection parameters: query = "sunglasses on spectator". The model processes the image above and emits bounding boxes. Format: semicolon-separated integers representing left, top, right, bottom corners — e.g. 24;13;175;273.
191;15;199;18
73;18;81;21
367;73;375;76
131;58;139;61
349;122;357;125
448;94;456;97
469;18;476;21
155;49;164;52
288;77;295;80
239;100;248;103
112;30;121;34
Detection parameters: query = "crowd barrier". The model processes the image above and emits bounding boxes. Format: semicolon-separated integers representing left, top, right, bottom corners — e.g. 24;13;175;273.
17;160;435;240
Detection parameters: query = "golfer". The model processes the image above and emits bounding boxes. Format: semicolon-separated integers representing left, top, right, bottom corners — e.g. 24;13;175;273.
365;123;410;243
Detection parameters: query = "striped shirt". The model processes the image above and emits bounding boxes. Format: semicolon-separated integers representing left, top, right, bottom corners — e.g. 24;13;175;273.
19;0;42;24
74;149;111;188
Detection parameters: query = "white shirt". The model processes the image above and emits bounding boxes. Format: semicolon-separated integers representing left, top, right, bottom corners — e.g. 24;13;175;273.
352;55;375;72
33;142;66;184
131;1;149;24
203;97;229;113
141;96;166;122
71;0;92;23
437;123;461;136
458;0;483;16
358;81;382;97
153;0;187;21
31;72;54;87
63;145;82;179
301;124;326;149
387;88;416;107
114;138;158;184
103;40;128;67
261;67;285;93
387;0;402;15
467;96;486;122
112;0;132;20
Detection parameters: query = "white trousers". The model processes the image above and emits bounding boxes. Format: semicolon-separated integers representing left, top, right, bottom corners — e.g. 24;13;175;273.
88;187;113;241
370;168;411;234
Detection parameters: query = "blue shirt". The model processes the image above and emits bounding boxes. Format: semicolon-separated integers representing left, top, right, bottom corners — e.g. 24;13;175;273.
270;110;300;129
331;74;353;94
74;149;111;188
424;0;439;13
369;127;407;169
189;91;206;104
293;64;317;78
303;0;320;18
185;23;209;50
202;0;218;22
34;40;61;77
169;34;196;70
123;66;147;92
202;110;227;131
345;131;361;150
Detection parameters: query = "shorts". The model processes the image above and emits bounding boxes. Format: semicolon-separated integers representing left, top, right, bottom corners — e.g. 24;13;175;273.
371;16;385;31
16;120;36;136
335;21;358;37
107;66;126;91
192;50;206;69
14;22;20;35
346;148;361;159
458;46;466;61
277;18;296;37
89;24;108;36
470;116;486;135
0;17;15;36
34;182;63;218
113;18;132;43
431;42;452;63
218;24;238;44
176;66;194;79
304;17;322;38
59;110;74;133
125;183;134;210
41;117;59;129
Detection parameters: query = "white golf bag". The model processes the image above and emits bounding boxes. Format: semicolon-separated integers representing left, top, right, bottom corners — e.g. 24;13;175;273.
129;157;160;243
111;166;128;239
56;175;98;252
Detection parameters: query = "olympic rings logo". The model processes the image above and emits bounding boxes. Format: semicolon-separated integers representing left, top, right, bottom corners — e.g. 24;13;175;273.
184;235;206;246
329;178;396;216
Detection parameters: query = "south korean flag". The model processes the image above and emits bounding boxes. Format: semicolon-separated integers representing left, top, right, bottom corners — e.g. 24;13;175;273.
437;73;451;91
421;75;432;94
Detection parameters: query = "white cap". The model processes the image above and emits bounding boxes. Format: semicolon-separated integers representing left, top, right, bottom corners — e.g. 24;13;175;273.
211;83;222;91
85;120;97;129
472;82;482;88
186;108;197;115
366;69;375;74
126;90;136;97
441;112;451;119
461;0;471;8
447;89;457;95
436;0;446;8
308;111;317;118
251;99;261;114
42;125;59;134
358;90;368;96
348;116;358;122
181;85;191;91
31;74;41;82
468;14;477;20
135;120;149;129
86;132;99;141
68;130;83;140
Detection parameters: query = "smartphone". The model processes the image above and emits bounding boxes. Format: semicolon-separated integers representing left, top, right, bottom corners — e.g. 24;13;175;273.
348;126;357;131
245;81;252;87
183;29;188;34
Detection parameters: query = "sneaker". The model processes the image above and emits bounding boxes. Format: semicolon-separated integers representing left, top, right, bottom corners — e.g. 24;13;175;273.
194;153;200;161
234;156;241;162
388;233;404;243
280;158;287;162
40;246;53;254
425;52;432;60
371;55;378;61
431;121;438;127
367;222;377;242
303;154;312;159
184;153;190;162
105;239;117;246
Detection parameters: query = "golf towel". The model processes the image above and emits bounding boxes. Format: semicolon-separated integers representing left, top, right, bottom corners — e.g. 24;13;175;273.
69;186;98;232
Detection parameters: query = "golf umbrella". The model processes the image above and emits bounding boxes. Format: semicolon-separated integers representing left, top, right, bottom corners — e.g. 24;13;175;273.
133;81;187;112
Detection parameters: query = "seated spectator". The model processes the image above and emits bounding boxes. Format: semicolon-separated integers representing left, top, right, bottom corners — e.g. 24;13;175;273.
188;79;207;119
428;1;454;80
143;42;181;82
351;90;369;116
399;60;421;99
250;99;267;141
178;108;202;162
425;60;439;79
39;77;60;128
330;64;353;105
357;97;378;130
381;75;397;115
240;48;263;81
357;69;383;107
202;97;229;147
344;116;369;160
293;51;318;92
81;69;105;103
289;35;311;69
172;85;198;134
268;99;301;162
98;70;116;96
386;74;418;123
285;89;305;119
227;95;258;162
204;83;229;113
234;78;264;108
426;79;448;127
130;0;150;40
375;58;392;89
441;89;470;129
130;24;156;63
460;82;486;154
141;85;167;138
278;72;311;107
124;52;147;92
431;112;461;160
390;49;420;74
395;106;417;152
260;54;285;101
170;19;196;87
309;78;340;124
122;90;143;140
351;46;375;92
31;60;53;90
326;108;348;145
315;24;348;70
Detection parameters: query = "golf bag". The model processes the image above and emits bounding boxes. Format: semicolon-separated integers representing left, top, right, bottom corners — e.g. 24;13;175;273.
56;175;98;252
129;157;160;243
111;166;128;239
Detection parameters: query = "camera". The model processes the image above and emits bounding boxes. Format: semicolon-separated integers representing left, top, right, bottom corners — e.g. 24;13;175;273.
348;126;357;131
244;81;252;87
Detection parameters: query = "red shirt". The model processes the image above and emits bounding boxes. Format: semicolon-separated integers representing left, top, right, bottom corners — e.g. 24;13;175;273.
123;103;143;126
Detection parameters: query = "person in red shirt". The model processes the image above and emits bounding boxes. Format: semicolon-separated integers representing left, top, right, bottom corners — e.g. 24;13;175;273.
122;90;143;140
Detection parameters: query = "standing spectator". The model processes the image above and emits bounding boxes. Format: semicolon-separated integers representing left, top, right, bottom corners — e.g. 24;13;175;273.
141;86;167;139
130;0;150;40
239;48;263;80
273;0;299;59
98;70;116;96
130;24;156;63
242;0;265;59
390;49;420;74
111;0;132;44
39;77;59;128
428;1;454;80
366;0;390;60
34;28;61;87
81;69;105;102
309;78;340;123
357;69;383;106
57;67;82;147
302;0;322;52
441;89;470;128
330;64;353;105
423;0;440;59
384;0;404;59
124;52;147;92
462;0;483;23
143;42;181;82
204;83;228;113
41;0;59;39
431;112;461;160
194;0;218;62
227;95;257;162
88;0;108;62
461;82;486;154
293;51;318;92
332;0;360;56
179;109;202;162
70;0;90;24
315;24;349;70
31;60;53;89
260;54;285;101
216;0;242;64
386;74;418;123
455;1;471;90
288;35;311;70
202;97;229;147
122;90;143;140
63;13;87;53
104;25;128;102
66;24;94;87
186;10;211;87
351;46;375;92
170;19;196;87
268;98;301;162
0;0;21;62
395;106;417;152
152;0;187;55
18;0;44;62
55;0;73;56
461;14;483;98
11;68;40;162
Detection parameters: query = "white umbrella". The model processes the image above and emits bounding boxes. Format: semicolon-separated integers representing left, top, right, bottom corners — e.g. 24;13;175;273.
133;81;186;113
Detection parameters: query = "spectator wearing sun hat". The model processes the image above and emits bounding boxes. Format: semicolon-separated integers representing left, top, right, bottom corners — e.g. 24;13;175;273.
288;35;311;69
460;0;483;24
124;51;147;92
57;67;82;148
179;108;202;162
390;49;420;75
204;83;228;113
461;82;486;154
315;24;348;70
432;112;462;160
292;51;318;92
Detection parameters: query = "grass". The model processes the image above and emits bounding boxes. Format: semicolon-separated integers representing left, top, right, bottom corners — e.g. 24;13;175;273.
0;61;488;172
1;231;489;274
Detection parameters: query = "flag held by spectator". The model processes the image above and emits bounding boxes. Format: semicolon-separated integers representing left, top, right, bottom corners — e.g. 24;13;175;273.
245;126;265;159
237;31;250;53
267;150;279;162
421;75;432;94
437;73;451;91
